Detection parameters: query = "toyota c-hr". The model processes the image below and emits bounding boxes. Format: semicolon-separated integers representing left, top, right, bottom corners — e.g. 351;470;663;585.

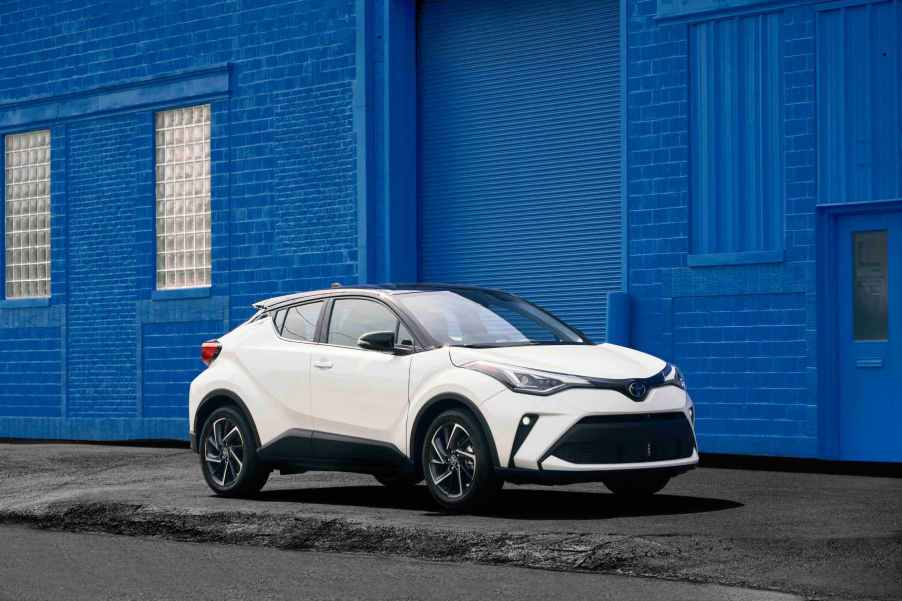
189;284;698;512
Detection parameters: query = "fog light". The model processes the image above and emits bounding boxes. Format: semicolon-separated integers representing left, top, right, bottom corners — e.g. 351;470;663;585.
521;416;532;426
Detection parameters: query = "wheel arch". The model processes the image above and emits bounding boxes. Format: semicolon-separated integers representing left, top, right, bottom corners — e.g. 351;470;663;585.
409;393;501;478
194;389;262;451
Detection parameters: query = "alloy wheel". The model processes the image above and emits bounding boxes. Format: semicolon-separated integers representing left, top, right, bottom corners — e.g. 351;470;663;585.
204;416;245;488
427;422;477;498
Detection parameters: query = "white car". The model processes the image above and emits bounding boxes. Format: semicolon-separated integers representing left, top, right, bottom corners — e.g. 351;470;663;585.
189;284;698;512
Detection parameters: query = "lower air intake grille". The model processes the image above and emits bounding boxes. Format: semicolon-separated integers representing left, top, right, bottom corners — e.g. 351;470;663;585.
545;412;695;465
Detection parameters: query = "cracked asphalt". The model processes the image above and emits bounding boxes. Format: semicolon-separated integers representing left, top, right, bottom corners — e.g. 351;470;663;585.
0;443;899;601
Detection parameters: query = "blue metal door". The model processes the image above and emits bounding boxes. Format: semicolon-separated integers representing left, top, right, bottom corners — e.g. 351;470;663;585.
836;212;902;461
417;0;622;341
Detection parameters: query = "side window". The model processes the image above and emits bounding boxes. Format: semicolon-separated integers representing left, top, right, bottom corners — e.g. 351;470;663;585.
327;299;399;348
281;301;324;342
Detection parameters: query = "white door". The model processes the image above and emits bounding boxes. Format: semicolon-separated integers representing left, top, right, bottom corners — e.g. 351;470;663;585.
310;298;412;452
235;300;325;435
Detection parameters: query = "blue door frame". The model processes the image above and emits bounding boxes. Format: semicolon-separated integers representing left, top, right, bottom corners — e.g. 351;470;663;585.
816;199;902;460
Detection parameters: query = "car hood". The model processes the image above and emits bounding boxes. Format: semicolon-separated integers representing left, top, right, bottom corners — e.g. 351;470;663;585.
448;343;667;380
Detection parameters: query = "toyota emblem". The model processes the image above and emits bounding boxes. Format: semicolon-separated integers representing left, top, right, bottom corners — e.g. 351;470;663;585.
627;381;647;400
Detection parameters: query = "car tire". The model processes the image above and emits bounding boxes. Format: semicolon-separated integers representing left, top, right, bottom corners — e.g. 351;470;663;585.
373;472;422;489
603;473;670;497
421;409;501;513
199;406;270;498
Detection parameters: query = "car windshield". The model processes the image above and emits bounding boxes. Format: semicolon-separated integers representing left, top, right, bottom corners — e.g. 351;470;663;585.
396;289;590;347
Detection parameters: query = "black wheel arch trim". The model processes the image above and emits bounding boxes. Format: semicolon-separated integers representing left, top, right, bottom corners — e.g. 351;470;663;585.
195;389;262;451
410;393;501;469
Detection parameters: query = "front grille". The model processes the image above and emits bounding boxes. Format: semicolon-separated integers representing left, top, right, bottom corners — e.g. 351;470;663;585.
544;412;695;465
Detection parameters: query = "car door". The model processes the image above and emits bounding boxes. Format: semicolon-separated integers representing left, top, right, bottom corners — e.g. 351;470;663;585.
234;300;325;442
310;297;413;459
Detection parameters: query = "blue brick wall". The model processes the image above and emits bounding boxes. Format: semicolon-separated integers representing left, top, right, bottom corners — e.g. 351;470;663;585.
67;115;142;418
626;0;820;457
0;325;62;418
0;0;860;458
142;320;224;418
673;294;813;455
0;0;357;439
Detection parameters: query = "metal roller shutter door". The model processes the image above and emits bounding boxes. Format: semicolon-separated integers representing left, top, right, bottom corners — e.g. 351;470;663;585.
417;0;622;341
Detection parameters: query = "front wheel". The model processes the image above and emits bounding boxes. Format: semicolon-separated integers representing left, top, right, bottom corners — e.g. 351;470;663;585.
603;473;670;498
422;409;501;513
200;406;270;498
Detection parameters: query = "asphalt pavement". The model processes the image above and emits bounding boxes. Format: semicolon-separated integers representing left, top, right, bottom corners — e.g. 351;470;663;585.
0;525;803;601
0;443;899;601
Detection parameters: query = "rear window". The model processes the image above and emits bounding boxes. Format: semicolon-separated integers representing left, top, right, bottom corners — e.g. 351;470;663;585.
280;301;324;342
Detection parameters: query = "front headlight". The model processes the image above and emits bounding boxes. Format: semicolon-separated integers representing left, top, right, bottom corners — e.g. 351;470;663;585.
665;364;686;390
461;361;593;396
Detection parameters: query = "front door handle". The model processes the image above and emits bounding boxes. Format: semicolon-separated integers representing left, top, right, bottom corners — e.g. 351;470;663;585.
313;359;334;369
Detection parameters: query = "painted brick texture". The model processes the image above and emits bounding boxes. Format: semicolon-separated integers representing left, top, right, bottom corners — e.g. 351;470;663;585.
0;0;357;438
0;0;832;456
627;0;819;456
0;325;62;417
142;320;224;418
66;115;142;418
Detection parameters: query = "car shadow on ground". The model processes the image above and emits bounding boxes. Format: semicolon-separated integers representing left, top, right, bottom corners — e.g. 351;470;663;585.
255;485;743;519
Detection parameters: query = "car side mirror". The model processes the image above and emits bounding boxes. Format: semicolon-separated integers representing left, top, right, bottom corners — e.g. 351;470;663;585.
357;330;396;352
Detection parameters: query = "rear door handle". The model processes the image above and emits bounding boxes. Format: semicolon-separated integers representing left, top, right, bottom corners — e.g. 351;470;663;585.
313;359;333;369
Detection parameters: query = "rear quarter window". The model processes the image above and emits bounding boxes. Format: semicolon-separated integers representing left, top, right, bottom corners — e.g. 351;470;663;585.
271;309;287;334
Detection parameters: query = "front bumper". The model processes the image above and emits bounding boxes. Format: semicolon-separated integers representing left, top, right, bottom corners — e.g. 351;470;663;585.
480;383;698;478
497;462;696;485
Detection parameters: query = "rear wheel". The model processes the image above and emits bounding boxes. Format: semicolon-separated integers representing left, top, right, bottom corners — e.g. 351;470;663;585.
200;406;270;497
422;409;501;512
603;473;670;498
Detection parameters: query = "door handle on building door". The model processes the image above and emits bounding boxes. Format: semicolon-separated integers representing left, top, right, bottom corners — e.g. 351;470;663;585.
313;359;334;369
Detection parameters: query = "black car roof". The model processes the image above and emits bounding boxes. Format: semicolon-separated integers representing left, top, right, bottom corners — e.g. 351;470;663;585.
252;283;510;310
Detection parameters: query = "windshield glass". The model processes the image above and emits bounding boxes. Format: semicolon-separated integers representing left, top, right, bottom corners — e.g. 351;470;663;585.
396;289;590;347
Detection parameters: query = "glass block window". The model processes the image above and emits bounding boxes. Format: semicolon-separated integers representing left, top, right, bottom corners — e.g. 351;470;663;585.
156;104;211;290
5;130;51;299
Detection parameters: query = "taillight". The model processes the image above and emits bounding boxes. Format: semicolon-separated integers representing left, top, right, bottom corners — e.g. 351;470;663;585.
200;340;222;366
